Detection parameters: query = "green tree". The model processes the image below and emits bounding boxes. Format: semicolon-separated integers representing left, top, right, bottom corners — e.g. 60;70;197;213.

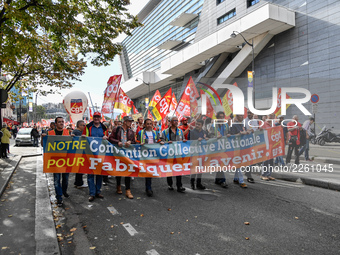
35;104;46;120
0;0;140;95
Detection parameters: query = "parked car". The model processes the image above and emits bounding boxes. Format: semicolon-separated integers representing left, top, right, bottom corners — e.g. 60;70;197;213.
15;128;34;146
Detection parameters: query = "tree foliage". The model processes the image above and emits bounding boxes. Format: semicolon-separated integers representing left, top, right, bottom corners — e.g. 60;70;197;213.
0;0;141;95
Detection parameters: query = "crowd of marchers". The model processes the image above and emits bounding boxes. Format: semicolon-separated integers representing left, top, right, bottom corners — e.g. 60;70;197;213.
40;111;315;207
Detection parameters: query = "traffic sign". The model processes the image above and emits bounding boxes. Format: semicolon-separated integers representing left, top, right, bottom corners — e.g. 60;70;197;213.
310;94;319;103
312;103;318;114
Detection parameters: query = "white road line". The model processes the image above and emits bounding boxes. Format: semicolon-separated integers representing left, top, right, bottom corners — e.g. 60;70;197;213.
146;249;160;255
260;181;302;188
107;206;119;215
122;223;138;236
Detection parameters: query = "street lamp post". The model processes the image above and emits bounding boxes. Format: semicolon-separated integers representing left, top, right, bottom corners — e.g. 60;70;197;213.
135;78;150;117
230;31;255;107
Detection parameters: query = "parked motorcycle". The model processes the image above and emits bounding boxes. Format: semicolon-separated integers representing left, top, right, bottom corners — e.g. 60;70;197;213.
313;126;327;145
309;128;317;144
317;126;340;146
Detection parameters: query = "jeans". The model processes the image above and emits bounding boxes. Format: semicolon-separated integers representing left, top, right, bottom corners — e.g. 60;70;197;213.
275;156;285;166
33;137;39;147
234;168;244;184
299;139;309;160
54;173;69;200
87;174;103;196
145;178;152;190
262;159;274;177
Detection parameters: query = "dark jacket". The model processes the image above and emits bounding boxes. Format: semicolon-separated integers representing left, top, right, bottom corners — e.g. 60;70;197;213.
109;126;136;144
31;128;40;138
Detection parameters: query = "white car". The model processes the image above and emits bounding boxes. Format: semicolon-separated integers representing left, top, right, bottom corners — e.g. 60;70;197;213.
15;128;34;146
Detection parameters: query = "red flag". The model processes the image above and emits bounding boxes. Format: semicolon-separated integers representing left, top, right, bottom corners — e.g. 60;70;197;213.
133;105;139;114
149;90;162;108
114;88;134;113
169;93;178;115
102;113;106;122
175;77;199;120
101;75;122;113
152;88;172;121
274;88;292;117
89;107;93;121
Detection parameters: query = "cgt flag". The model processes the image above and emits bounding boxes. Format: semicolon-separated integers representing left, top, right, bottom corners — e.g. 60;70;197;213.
152;88;172;121
274;88;291;117
114;88;134;114
101;75;122;114
149;90;162;108
175;77;199;120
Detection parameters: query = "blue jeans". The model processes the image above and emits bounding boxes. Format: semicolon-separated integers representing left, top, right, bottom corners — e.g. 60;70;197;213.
54;173;69;200
299;139;309;160
234;168;244;184
87;174;103;196
33;137;39;147
275;156;285;166
262;159;274;177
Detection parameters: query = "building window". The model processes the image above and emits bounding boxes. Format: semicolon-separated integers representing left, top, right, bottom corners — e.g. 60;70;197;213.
247;0;259;8
217;9;236;25
216;0;225;5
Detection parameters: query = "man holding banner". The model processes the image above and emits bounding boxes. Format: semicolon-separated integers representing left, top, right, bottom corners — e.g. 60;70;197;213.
41;117;70;207
83;111;109;202
109;116;136;199
136;118;161;197
161;116;186;193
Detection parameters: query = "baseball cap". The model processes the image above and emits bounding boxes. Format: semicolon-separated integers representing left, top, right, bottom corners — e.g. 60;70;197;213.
123;116;133;122
93;111;101;117
181;117;188;121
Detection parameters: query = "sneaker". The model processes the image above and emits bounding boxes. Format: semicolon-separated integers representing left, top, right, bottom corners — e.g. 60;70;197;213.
261;176;269;181
146;189;153;197
220;182;228;188
240;183;248;188
196;183;206;190
77;184;88;188
89;196;95;202
268;176;276;181
103;182;108;186
168;186;174;191
57;200;63;207
177;187;186;193
63;192;70;198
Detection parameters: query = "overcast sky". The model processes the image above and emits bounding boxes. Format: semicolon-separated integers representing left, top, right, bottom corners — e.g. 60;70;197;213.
38;0;150;110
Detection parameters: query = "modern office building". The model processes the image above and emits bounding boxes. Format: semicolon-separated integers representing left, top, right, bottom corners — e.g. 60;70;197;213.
119;0;340;128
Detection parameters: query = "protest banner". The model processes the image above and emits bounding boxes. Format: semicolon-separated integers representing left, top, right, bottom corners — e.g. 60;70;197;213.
43;126;285;177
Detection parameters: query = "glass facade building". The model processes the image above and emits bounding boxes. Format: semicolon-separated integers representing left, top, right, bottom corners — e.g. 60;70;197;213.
121;0;204;79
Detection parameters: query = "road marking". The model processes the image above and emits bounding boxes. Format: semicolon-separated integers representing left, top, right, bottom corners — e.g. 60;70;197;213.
260;181;303;188
107;206;119;215
122;223;138;236
146;249;160;255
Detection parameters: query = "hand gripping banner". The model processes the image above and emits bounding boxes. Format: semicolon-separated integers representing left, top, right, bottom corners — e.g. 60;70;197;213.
43;126;285;177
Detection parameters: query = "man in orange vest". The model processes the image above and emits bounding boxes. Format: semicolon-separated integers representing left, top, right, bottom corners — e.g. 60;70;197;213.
83;111;109;202
41;116;70;207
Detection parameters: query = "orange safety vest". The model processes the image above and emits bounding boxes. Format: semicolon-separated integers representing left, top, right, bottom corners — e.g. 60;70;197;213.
48;129;70;136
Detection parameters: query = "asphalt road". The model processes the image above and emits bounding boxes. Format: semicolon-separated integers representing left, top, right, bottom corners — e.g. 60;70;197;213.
50;171;340;255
